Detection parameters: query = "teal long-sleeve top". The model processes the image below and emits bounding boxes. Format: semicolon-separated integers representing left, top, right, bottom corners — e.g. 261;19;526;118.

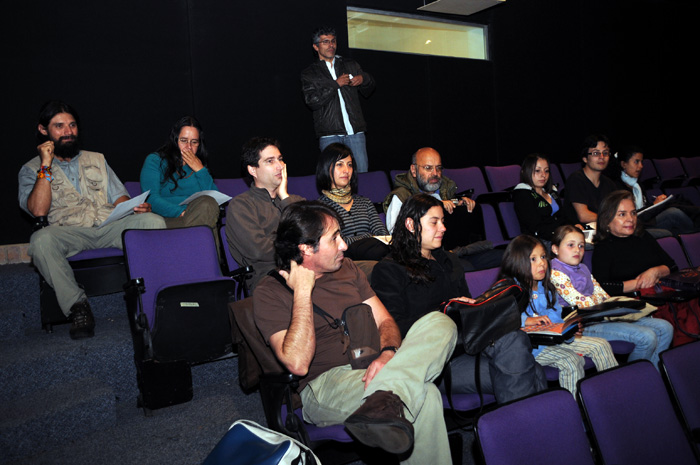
140;152;218;218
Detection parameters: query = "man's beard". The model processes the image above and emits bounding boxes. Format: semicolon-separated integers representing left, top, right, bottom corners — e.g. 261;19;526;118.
53;135;81;159
416;173;442;193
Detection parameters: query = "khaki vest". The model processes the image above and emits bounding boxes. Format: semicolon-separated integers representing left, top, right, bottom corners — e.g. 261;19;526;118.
27;151;114;227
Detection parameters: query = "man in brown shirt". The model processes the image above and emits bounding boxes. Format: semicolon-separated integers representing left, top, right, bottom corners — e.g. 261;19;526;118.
254;201;457;464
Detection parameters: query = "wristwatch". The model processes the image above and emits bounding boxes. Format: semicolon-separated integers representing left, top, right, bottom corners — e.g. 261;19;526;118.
380;346;398;354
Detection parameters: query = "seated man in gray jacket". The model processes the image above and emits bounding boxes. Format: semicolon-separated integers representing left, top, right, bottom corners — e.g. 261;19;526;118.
225;137;304;291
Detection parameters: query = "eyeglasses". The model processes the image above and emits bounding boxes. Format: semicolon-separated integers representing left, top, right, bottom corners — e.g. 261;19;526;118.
179;138;200;147
414;164;443;172
317;38;337;46
588;150;610;158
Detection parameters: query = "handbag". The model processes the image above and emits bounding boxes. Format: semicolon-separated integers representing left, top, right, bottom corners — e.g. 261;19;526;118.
659;267;700;293
441;278;525;356
202;419;320;465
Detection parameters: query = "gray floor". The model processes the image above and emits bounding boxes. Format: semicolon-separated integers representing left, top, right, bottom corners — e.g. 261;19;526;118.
0;264;479;464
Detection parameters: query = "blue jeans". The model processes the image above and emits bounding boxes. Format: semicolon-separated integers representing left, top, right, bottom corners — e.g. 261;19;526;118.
582;317;673;368
654;207;694;235
319;132;368;173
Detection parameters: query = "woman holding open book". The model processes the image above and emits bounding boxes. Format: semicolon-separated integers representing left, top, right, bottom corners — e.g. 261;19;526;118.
140;115;219;229
550;224;672;367
500;234;617;396
612;146;696;236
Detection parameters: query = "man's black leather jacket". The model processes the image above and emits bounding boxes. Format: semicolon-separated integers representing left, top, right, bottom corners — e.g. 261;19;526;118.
301;56;375;138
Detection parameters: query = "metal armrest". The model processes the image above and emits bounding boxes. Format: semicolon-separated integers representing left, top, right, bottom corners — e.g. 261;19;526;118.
123;277;154;359
259;372;310;444
228;266;254;299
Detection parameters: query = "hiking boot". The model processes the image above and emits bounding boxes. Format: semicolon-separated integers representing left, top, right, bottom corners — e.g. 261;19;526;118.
69;300;95;340
344;390;414;455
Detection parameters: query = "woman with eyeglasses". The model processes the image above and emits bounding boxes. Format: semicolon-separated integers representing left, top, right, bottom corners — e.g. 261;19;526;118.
140;116;219;229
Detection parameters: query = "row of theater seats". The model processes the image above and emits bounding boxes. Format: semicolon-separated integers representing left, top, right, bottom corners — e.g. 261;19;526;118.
44;155;700;333
475;351;700;465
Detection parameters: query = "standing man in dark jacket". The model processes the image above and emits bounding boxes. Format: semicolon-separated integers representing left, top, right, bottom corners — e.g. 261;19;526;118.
301;26;375;173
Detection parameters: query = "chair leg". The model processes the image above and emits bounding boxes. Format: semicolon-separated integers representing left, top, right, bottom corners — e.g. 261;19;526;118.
448;431;464;465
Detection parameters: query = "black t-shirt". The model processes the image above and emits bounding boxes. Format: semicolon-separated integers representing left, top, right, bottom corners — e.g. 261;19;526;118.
564;169;617;222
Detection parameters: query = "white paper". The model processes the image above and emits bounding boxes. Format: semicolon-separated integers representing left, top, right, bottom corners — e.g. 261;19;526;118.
179;190;232;206
373;235;392;245
98;190;150;228
638;194;674;217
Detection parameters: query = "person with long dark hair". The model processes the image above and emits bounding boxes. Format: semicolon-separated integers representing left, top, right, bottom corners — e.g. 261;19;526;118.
512;153;580;241
140;116;219;229
371;193;546;404
316;143;389;261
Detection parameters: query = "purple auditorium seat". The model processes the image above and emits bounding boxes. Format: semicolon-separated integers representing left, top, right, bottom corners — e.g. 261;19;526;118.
660;341;700;455
286;174;318;201
559;162;584;182
653;157;688;187
123;226;231;332
443;393;496;411
282;406;353;443
549;163;565;190
578;360;698;465
484;165;520;192
34;212;126;332
657;236;690;269
123;226;235;412
497;201;521;239
123;181;142;198
639;158;661;189
443;167;489;198
679;232;700;267
389;169;403;187
464;267;500;297
664;185;700;206
481;203;508;246
680;156;700;180
214;178;249;199
357;170;391;204
475;389;595;465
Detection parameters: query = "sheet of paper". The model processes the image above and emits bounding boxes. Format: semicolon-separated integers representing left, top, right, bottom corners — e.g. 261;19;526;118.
373;235;392;245
179;190;232;206
638;194;674;217
98;190;150;228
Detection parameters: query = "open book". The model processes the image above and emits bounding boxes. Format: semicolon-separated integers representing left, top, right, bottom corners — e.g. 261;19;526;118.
523;300;644;345
638;195;674;219
522;321;578;346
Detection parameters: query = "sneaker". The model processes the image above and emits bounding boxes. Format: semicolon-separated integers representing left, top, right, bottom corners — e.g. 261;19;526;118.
344;390;414;455
69;300;95;340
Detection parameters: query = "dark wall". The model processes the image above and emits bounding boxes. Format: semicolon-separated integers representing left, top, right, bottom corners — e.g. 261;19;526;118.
3;0;693;245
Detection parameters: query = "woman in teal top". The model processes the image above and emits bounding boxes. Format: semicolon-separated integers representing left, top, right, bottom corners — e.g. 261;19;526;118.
140;116;219;230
